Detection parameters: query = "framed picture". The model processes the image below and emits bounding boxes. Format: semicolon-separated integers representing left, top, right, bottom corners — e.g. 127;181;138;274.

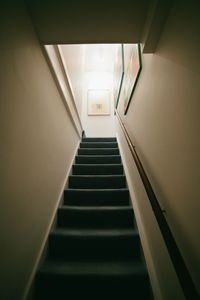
123;44;142;114
87;89;110;115
113;44;124;110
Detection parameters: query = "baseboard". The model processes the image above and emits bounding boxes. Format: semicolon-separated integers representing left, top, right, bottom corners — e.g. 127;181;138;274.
23;140;80;300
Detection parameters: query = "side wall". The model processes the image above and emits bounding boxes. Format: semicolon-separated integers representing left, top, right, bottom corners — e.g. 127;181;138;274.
58;45;84;118
117;127;185;300
45;45;82;135
0;1;80;299
116;0;200;296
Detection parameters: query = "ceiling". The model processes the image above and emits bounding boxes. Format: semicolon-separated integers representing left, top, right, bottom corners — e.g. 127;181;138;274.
26;0;150;44
59;44;118;103
84;44;118;73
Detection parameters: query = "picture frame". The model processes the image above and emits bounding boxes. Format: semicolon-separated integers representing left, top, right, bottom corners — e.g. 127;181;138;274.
123;44;142;114
113;44;124;110
87;89;110;116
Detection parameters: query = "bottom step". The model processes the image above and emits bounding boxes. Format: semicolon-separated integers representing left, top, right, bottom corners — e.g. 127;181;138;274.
36;260;150;299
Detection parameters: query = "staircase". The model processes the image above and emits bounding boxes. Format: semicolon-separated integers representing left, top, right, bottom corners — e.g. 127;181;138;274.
35;137;151;299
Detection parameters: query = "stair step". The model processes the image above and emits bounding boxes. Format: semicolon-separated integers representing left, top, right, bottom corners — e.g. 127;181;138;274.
64;189;130;206
35;134;151;299
75;155;121;164
82;137;117;142
57;206;134;229
72;164;123;175
36;260;150;299
78;148;119;155
37;259;146;277
48;229;140;261
80;142;118;148
69;175;126;189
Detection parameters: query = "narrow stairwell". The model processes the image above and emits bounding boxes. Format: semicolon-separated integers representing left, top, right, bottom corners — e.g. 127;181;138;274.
35;137;151;299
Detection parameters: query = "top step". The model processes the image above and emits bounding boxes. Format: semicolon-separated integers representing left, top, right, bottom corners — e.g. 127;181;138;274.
82;137;116;143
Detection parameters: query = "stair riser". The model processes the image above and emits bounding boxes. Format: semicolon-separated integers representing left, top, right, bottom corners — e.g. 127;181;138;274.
78;148;119;155
69;176;126;189
76;156;121;164
82;138;117;142
57;208;134;229
80;142;118;148
64;189;130;206
36;275;150;300
72;164;123;175
48;234;140;260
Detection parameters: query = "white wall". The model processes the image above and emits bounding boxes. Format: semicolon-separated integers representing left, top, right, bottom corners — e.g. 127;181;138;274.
116;0;200;297
82;71;115;137
0;2;80;299
60;44;117;137
82;45;117;137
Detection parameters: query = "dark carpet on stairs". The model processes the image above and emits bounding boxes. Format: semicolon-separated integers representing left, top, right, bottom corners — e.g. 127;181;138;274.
35;137;151;299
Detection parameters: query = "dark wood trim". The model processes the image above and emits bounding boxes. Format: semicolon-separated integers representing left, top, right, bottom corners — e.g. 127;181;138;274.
116;110;199;300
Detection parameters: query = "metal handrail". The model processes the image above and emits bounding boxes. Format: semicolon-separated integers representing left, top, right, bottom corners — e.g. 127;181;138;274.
116;110;199;300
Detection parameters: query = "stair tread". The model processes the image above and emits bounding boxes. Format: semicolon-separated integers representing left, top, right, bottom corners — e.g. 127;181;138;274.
78;148;119;154
82;138;116;140
81;142;117;145
70;174;125;178
51;228;137;237
73;163;122;166
65;188;129;195
59;206;132;211
82;138;116;139
80;142;118;148
76;155;120;158
78;148;119;150
82;137;116;140
38;260;146;277
66;188;129;192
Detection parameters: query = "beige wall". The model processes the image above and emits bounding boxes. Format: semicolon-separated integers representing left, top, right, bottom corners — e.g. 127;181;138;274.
117;0;200;296
117;126;185;300
0;1;80;299
45;45;83;135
